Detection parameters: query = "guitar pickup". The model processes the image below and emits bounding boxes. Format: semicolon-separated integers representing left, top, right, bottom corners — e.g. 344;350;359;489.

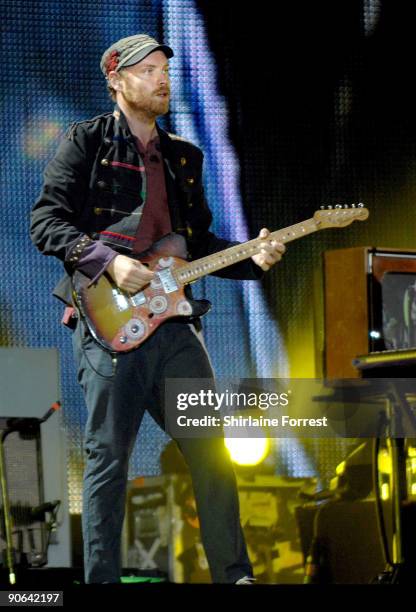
131;291;147;307
112;289;130;311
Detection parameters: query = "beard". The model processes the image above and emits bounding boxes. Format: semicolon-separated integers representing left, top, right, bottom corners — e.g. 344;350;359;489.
121;86;170;119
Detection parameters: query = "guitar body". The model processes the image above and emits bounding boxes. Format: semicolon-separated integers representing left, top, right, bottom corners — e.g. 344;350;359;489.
72;234;211;352
71;207;369;353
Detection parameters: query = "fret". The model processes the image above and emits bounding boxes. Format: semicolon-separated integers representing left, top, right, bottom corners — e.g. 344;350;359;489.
173;219;318;285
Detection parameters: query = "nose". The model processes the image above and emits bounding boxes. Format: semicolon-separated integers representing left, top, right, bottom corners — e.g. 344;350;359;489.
158;69;169;85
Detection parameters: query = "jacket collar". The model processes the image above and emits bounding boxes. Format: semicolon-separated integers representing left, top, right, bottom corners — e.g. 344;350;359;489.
112;104;133;141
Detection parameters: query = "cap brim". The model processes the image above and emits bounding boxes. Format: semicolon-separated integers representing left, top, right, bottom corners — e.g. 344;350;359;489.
121;44;174;68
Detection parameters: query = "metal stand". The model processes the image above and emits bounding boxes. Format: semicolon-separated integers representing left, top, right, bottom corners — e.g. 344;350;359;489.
0;403;61;585
0;432;15;585
373;382;416;583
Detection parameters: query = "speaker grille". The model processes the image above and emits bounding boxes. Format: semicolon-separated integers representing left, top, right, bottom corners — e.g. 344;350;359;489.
0;420;46;566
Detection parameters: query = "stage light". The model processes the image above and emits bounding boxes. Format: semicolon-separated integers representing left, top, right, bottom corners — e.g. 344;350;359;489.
224;436;270;467
24;121;62;159
378;447;391;501
381;483;390;501
378;448;392;474
335;460;346;476
406;455;416;499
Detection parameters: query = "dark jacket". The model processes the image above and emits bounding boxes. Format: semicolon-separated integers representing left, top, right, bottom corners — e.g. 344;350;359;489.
30;106;262;304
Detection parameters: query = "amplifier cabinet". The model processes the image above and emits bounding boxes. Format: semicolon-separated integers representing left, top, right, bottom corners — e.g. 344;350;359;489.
324;247;416;378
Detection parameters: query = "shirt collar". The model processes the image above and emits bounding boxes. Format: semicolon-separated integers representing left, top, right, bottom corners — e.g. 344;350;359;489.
113;104;174;158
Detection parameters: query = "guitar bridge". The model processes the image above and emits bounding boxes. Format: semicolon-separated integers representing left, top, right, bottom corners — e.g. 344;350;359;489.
157;269;178;293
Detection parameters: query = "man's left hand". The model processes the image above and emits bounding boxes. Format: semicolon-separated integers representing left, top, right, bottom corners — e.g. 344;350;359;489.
251;228;286;271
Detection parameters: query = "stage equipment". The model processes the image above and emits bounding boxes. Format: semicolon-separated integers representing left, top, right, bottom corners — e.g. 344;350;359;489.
330;440;374;501
352;349;416;583
122;474;315;583
0;348;70;579
0;406;61;584
296;499;388;584
298;350;416;583
324;247;416;378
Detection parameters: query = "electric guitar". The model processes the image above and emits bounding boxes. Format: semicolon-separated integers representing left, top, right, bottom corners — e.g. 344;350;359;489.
72;205;369;352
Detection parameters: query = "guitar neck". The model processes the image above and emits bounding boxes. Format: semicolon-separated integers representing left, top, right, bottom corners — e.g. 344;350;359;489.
173;216;320;285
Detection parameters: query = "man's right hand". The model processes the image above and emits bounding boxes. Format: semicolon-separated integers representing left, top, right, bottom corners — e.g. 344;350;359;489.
107;255;154;293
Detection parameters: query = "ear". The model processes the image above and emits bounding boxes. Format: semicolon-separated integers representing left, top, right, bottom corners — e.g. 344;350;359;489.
107;70;123;91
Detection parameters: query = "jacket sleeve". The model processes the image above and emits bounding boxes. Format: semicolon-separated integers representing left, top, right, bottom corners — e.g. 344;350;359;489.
30;123;116;279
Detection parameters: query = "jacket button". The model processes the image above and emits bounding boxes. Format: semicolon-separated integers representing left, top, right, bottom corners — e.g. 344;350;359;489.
94;207;102;215
101;158;109;166
180;157;187;166
97;180;107;189
186;224;193;239
188;202;193;208
187;177;194;185
104;137;112;145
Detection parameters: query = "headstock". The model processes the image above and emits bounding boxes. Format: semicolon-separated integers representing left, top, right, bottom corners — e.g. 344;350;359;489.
314;203;369;228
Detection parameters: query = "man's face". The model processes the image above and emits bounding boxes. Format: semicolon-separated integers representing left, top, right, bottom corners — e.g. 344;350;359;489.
114;50;170;118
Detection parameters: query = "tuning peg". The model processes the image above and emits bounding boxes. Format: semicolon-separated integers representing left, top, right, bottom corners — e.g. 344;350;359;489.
335;204;342;209
351;203;356;208
320;205;325;210
327;205;333;209
358;202;364;208
344;204;349;208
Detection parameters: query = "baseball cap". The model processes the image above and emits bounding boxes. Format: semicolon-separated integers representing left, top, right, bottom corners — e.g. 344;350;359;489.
100;34;174;76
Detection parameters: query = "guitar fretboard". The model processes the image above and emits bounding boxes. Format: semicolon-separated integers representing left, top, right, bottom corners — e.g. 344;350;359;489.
173;217;318;285
172;206;368;285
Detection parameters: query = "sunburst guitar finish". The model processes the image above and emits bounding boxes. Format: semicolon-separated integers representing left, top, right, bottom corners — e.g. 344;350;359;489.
72;246;210;352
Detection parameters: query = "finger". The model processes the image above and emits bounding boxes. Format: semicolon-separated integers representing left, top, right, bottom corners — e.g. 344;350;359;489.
259;261;270;271
260;251;280;265
259;241;274;251
135;262;154;274
260;244;283;257
135;268;155;280
259;238;283;248
138;270;155;280
265;240;285;251
271;241;286;254
259;243;273;254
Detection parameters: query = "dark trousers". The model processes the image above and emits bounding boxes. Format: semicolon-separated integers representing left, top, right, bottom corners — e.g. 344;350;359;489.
72;319;252;583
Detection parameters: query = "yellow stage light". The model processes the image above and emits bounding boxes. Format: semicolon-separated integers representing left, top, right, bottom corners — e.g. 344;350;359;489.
224;436;270;467
381;483;390;501
378;449;392;475
335;461;346;476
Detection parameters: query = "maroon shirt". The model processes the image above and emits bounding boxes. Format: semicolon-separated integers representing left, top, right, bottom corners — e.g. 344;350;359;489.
132;135;172;254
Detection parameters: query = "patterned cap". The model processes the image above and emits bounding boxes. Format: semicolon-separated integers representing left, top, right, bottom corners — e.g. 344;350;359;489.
100;34;174;76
